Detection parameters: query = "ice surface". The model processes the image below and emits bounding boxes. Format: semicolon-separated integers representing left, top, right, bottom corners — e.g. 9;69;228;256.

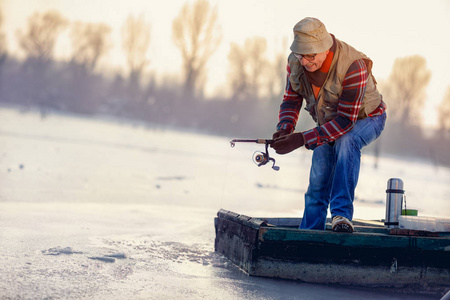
0;107;445;299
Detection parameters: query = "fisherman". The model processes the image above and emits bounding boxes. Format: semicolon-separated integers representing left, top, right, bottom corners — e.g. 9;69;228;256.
270;17;387;233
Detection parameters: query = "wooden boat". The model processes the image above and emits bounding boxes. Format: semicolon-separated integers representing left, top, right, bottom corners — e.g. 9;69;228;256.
214;209;450;296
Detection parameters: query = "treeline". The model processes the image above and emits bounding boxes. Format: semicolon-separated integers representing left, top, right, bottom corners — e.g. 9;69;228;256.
0;2;449;166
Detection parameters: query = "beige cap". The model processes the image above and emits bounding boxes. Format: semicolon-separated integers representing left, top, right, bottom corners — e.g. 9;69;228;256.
290;17;333;54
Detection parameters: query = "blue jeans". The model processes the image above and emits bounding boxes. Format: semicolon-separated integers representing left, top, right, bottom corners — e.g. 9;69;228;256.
300;112;387;230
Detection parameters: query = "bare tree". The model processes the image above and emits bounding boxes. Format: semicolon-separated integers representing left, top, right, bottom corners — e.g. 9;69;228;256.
268;37;289;101
227;37;269;100
15;11;67;114
122;15;150;82
438;86;450;138
228;42;248;100
383;55;431;126
16;10;67;65
70;22;111;73
121;14;151;100
172;0;222;98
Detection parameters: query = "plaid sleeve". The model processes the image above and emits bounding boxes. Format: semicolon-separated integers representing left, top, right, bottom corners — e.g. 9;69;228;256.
276;64;303;133
302;59;368;150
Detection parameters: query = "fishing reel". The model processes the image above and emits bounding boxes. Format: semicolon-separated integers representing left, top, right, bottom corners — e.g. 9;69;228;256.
230;138;280;171
253;152;279;171
253;152;268;165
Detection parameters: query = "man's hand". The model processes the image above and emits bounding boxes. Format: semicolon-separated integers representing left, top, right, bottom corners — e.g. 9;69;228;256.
272;129;289;140
270;132;305;154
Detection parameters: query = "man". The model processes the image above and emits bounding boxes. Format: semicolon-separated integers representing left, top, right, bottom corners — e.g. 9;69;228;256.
270;17;387;233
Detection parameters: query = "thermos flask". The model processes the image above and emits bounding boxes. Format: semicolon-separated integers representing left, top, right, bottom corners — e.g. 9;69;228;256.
385;178;404;228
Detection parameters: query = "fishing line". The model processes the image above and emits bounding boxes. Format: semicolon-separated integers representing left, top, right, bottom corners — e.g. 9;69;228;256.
220;140;254;208
220;138;280;208
220;142;235;209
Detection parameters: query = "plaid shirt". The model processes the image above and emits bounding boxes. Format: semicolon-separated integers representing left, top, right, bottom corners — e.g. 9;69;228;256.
277;59;386;150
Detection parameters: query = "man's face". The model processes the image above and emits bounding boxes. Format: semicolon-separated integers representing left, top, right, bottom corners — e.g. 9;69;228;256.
296;50;329;72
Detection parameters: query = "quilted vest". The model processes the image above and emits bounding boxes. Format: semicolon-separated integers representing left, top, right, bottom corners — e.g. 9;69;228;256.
288;38;381;125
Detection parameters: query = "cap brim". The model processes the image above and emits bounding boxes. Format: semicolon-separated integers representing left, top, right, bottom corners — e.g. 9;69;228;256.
290;34;333;54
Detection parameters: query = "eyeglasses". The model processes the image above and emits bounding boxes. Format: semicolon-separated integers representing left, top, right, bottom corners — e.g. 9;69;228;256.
294;53;317;62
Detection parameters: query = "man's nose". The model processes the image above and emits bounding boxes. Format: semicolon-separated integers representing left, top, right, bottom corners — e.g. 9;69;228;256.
300;58;310;66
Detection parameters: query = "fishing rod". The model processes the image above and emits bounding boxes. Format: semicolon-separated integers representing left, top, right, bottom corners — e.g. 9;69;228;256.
230;139;280;171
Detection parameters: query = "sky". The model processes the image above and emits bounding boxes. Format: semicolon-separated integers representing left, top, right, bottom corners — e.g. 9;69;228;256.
1;0;449;129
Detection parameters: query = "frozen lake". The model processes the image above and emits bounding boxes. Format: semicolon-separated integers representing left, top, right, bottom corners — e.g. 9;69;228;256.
0;107;448;299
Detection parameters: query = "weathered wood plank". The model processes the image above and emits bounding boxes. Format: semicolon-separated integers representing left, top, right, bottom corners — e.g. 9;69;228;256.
217;209;267;230
259;217;390;234
259;217;301;227
389;228;440;237
257;236;450;269
214;217;259;273
353;219;385;227
250;258;450;295
258;227;450;252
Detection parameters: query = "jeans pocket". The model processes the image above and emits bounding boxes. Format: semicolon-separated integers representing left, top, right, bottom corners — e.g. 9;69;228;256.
373;112;387;137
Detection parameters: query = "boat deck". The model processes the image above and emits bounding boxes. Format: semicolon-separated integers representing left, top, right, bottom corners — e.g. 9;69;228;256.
214;209;450;296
